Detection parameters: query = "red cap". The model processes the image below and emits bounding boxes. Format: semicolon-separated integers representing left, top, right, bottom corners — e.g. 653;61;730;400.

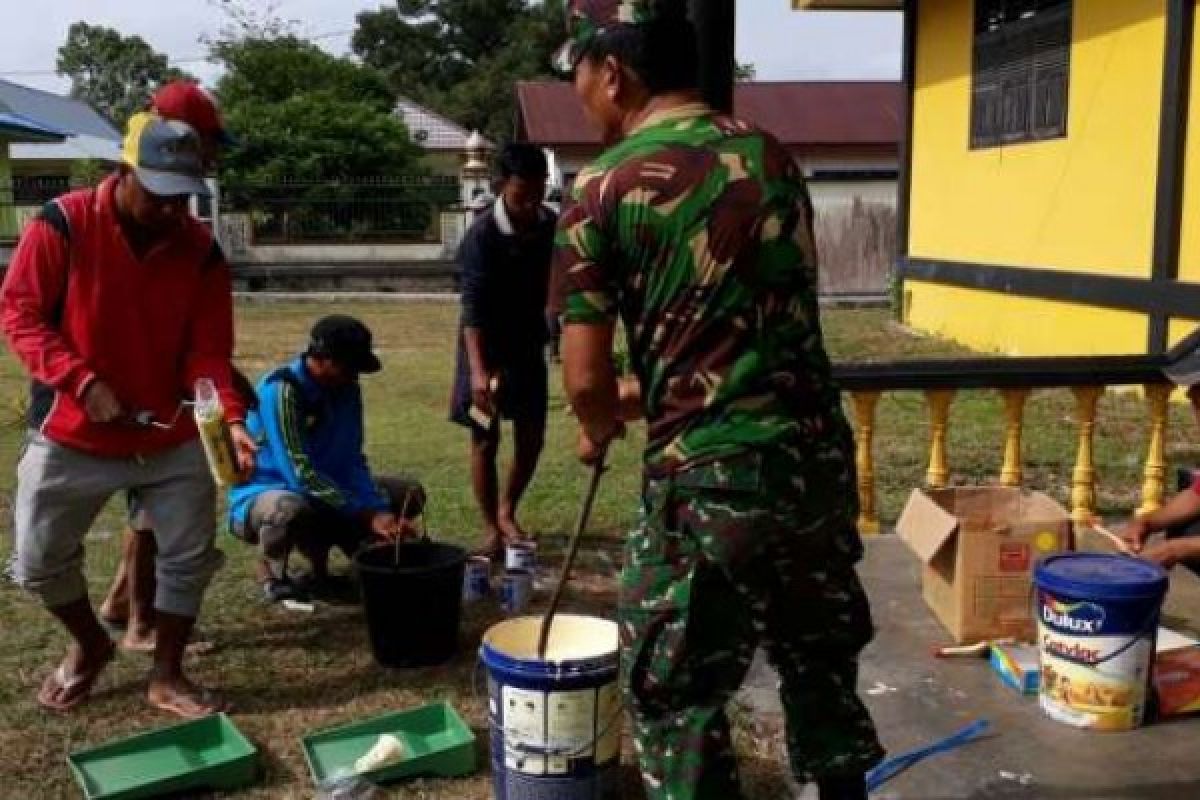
151;81;234;146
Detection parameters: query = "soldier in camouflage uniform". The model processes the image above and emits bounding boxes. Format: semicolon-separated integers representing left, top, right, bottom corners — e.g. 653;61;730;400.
554;2;885;799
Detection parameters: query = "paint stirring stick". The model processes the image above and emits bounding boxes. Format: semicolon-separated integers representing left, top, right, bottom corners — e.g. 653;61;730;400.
538;454;607;660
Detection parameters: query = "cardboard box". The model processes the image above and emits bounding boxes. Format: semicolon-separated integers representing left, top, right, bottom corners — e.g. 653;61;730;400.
989;643;1040;695
897;487;1072;644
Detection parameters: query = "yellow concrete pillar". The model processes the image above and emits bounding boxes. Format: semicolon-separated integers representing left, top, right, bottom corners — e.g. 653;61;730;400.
1070;387;1102;525
925;389;955;489
850;391;882;535
1138;383;1171;517
1000;389;1030;488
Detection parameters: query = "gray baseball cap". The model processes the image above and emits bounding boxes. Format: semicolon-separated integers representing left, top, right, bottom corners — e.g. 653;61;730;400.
121;111;211;198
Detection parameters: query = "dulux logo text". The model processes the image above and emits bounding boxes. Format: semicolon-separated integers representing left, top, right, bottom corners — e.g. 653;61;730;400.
1040;595;1106;634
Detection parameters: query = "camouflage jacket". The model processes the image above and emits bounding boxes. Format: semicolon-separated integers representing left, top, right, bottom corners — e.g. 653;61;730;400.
556;103;851;473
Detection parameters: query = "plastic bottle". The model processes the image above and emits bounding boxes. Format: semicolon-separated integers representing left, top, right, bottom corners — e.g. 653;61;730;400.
193;377;240;486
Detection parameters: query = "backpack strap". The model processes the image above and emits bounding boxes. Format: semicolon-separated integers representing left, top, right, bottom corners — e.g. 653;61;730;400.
27;199;75;430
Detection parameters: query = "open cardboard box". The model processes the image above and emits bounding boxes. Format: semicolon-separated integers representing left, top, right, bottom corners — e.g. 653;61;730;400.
897;487;1072;644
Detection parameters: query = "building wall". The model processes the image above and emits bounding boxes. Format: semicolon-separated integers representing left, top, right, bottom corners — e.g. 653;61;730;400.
0;143;15;239
906;0;1167;355
809;180;896;210
1176;0;1200;290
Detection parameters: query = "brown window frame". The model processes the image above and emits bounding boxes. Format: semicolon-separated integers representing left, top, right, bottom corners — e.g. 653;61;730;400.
971;0;1073;149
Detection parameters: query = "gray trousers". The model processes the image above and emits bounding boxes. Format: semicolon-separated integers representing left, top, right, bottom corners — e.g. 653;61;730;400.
10;433;221;617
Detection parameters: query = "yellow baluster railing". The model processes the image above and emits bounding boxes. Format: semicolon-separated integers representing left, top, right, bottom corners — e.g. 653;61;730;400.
999;389;1030;488
925;389;955;489
1070;386;1102;525
1138;383;1171;517
850;391;881;535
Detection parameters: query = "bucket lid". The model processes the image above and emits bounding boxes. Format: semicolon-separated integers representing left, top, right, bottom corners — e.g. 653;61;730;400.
1036;553;1169;600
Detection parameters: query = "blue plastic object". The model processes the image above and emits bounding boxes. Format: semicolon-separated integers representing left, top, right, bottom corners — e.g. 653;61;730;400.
866;719;991;791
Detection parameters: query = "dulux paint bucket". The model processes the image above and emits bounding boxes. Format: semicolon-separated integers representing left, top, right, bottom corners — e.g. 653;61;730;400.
501;569;534;616
481;615;621;800
1034;553;1169;731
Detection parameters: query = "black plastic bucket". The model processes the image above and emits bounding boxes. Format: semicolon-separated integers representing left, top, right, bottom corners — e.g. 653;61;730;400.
353;539;467;668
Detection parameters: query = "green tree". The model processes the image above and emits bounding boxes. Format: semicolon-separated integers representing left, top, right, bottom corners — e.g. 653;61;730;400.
353;0;563;142
56;22;190;125
211;36;421;186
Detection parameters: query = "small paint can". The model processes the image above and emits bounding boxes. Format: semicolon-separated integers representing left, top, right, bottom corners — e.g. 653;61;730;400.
501;568;534;616
506;541;537;572
463;556;492;602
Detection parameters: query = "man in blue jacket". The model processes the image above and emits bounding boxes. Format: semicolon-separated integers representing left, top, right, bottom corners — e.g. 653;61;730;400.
229;316;425;603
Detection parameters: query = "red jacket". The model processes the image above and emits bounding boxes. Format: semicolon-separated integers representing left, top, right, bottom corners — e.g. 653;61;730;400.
0;176;246;458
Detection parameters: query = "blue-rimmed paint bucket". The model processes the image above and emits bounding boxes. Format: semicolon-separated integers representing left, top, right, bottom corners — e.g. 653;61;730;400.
1035;554;1169;731
481;615;621;800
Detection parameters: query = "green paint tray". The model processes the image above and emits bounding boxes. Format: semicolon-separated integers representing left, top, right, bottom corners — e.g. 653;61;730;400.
68;713;258;800
302;701;476;787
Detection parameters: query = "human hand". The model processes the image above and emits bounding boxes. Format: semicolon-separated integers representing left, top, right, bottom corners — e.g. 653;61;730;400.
471;371;495;418
577;422;622;466
229;423;258;479
370;511;403;540
83;380;123;423
1119;518;1152;553
1140;539;1188;568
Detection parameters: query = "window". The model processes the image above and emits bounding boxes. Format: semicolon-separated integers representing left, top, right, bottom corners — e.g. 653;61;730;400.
971;0;1072;148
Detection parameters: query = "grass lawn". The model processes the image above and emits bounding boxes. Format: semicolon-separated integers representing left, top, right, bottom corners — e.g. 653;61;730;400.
0;302;1195;798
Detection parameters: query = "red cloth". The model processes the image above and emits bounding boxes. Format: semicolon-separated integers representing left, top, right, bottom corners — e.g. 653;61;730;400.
0;176;245;458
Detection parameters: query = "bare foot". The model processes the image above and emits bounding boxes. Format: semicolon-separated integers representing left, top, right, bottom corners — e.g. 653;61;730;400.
147;676;230;719
497;511;530;544
37;639;116;712
472;528;505;559
97;601;128;631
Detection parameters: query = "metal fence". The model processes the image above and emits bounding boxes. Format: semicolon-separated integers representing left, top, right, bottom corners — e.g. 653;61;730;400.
1;177;90;242
220;176;462;245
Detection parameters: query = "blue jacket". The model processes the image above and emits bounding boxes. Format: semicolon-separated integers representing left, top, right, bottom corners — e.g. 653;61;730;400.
228;356;388;526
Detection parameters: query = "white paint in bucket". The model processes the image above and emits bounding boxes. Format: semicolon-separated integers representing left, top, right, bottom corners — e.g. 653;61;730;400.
481;615;621;800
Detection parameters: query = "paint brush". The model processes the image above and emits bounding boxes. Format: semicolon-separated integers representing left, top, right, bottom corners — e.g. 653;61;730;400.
1088;518;1135;555
538;453;607;660
394;488;416;566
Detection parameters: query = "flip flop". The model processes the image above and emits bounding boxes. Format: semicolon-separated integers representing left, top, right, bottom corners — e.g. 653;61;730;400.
148;687;231;720
36;645;116;713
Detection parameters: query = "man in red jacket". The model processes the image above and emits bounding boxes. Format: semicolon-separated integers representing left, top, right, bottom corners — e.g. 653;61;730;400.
1;111;255;718
97;80;239;652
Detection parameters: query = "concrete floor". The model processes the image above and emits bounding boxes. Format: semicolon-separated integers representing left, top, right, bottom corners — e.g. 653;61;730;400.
741;537;1200;800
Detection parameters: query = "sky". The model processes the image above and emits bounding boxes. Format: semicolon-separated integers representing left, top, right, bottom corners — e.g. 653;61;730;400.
0;1;902;95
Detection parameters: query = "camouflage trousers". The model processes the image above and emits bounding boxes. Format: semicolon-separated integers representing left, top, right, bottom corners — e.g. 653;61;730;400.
619;446;885;799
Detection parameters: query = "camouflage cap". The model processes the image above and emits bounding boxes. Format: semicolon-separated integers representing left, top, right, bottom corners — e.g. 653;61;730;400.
553;0;657;74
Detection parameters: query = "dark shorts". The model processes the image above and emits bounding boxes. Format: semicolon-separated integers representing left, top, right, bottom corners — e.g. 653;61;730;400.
449;343;548;432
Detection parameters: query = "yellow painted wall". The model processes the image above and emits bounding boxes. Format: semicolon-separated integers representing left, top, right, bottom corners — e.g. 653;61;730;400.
1178;0;1200;283
1170;317;1200;347
906;282;1148;356
909;0;1165;273
905;0;1168;356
